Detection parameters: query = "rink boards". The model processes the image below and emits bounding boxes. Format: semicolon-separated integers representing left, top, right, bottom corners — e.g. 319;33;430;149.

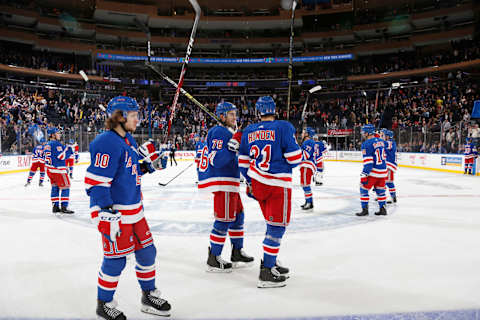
0;150;477;175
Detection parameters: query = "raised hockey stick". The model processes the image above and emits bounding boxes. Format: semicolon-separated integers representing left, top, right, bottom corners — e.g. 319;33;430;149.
286;0;297;120
158;162;194;186
300;85;322;128
146;62;222;125
167;0;201;136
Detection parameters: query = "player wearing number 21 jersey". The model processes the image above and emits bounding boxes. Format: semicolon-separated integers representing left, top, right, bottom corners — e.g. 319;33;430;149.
238;96;302;288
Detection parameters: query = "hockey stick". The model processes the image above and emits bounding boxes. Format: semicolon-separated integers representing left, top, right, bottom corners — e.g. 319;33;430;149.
167;0;201;136
158;162;194;186
286;0;297;120
146;62;222;125
300;85;322;129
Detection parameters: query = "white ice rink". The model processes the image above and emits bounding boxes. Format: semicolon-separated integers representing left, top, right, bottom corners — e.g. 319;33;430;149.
0;160;479;320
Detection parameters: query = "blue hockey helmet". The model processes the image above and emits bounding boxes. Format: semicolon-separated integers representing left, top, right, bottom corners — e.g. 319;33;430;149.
39;137;46;144
361;124;375;135
255;96;276;116
69;139;75;144
47;127;60;135
386;130;394;138
215;101;237;117
106;96;139;117
466;137;472;143
305;127;316;137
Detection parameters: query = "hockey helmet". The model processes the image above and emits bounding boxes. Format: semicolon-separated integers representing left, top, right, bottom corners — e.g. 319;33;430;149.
466;137;472;143
255;96;276;116
361;124;375;135
39;137;46;144
69;139;75;144
47;127;60;135
106;96;139;118
215;101;237;117
305;127;316;137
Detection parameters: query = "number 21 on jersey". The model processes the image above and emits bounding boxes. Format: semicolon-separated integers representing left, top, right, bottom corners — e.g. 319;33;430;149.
250;144;271;171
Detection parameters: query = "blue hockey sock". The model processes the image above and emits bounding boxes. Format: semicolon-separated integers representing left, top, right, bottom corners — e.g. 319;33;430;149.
135;245;156;292
386;182;396;198
263;225;285;268
375;187;386;208
60;188;70;207
302;186;313;204
51;186;59;207
229;212;244;249
360;185;369;209
98;257;126;302
27;171;34;182
39;171;45;182
210;220;229;256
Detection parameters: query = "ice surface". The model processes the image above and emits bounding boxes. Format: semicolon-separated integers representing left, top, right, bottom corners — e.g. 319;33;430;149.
0;161;479;319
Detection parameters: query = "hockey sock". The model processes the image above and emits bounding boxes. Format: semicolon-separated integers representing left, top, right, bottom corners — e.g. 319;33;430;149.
375;187;387;208
386;182;396;198
27;171;34;183
69;166;73;176
135;245;156;292
210;220;229;256
263;225;285;268
302;186;313;204
39;171;45;182
98;257;126;302
229;212;244;249
51;186;59;207
360;185;369;209
60;188;70;207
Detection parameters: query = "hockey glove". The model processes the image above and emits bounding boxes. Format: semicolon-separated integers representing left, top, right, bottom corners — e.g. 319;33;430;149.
98;207;122;243
246;182;256;200
227;131;242;153
314;171;323;183
139;139;160;163
360;173;368;186
140;161;156;174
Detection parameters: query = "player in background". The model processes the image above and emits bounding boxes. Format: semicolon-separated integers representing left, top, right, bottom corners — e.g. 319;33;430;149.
299;127;317;211
381;129;397;203
238;96;302;288
356;124;388;217
194;134;204;184
25;138;46;187
168;140;177;166
65;139;79;179
85;96;171;320
464;137;478;175
44;128;74;214
313;138;327;186
198;102;254;272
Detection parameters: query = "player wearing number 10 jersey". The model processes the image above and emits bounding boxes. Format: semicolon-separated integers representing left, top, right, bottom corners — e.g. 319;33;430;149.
238;96;302;288
356;124;388;217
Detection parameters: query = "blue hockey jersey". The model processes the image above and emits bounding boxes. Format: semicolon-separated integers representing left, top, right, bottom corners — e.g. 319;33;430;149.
31;145;45;163
314;141;326;166
361;137;387;178
385;139;397;172
238;120;302;188
85;131;144;225
197;126;240;192
300;138;317;172
464;143;478;159
44;140;72;171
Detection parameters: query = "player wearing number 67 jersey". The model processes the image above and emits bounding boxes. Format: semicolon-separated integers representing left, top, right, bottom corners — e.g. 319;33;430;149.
198;102;254;273
85;96;171;320
356;124;388;217
238;96;302;288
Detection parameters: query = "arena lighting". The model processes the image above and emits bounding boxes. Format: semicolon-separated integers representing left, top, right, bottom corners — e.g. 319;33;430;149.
79;70;89;82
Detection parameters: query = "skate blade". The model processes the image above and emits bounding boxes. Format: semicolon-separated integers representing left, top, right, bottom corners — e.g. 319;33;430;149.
206;266;233;273
301;208;313;212
257;280;287;288
232;261;254;269
141;305;171;317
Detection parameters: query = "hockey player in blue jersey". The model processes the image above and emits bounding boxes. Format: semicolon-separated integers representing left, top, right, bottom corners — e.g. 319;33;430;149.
299;127;317;211
464;137;477;175
381;129;397;203
239;96;302;288
356;124;388;216
44;128;74;214
198;102;254;272
314;138;327;186
25;138;46;187
85;96;171;320
65;138;79;179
